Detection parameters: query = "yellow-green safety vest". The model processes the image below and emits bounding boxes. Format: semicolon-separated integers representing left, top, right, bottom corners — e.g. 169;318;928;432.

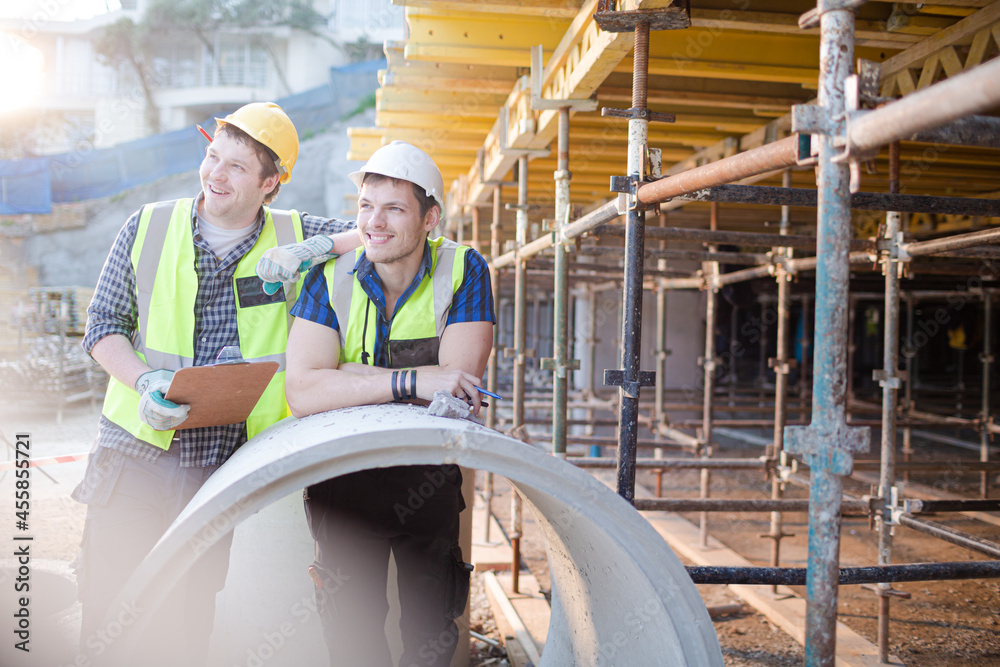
101;198;306;449
324;236;469;368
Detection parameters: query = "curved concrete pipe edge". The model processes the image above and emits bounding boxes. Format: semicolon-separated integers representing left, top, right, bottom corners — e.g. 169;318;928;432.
102;404;723;666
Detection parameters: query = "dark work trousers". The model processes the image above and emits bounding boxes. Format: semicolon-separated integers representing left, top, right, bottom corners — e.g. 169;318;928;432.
304;465;467;667
75;446;233;667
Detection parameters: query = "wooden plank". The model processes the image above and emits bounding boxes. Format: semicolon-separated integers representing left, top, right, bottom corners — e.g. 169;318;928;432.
880;0;1000;79
643;511;903;667
690;8;931;42
897;68;918;94
964;28;994;68
471;503;514;571
483;571;544;666
587;469;900;666
939;45;967;75
916;52;943;88
877;0;989;5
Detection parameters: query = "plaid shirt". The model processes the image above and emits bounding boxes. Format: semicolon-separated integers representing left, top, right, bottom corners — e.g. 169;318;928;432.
83;194;353;468
291;240;495;368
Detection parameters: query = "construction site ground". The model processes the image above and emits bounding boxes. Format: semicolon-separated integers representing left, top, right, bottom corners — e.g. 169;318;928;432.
6;402;1000;665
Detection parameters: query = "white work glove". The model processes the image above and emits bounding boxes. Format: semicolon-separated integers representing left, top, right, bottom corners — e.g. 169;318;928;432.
256;235;337;295
135;369;190;431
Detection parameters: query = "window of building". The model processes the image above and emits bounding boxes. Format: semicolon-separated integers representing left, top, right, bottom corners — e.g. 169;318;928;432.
201;36;268;88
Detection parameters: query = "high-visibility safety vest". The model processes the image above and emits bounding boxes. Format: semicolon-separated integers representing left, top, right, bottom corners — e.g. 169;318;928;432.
101;198;306;449
324;236;469;368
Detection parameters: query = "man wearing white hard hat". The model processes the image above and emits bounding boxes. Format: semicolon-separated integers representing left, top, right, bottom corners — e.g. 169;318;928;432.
281;140;495;665
75;102;360;665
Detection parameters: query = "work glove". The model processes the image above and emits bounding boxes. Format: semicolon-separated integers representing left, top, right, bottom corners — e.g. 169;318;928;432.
256;235;337;295
135;369;190;431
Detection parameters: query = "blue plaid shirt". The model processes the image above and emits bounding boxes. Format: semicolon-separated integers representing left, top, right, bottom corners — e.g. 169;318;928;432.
292;240;495;368
83;194;354;468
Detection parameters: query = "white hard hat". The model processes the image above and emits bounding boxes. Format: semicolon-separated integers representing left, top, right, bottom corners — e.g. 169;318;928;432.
349;140;445;219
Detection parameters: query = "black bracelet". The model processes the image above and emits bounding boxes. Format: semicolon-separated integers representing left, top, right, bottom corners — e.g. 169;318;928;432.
399;369;409;400
391;370;400;401
410;369;417;399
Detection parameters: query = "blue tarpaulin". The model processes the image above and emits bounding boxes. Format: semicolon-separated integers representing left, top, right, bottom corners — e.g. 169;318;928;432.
49;125;206;204
0;158;51;215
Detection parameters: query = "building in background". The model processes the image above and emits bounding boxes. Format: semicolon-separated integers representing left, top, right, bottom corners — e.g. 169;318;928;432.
0;0;402;154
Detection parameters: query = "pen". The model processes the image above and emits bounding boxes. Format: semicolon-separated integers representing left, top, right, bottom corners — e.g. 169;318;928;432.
475;386;502;400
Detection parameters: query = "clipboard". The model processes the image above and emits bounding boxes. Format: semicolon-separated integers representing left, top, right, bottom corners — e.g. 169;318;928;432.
164;362;279;430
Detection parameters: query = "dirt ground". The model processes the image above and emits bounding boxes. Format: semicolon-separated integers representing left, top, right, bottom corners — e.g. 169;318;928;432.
480;434;1000;666
7;402;1000;665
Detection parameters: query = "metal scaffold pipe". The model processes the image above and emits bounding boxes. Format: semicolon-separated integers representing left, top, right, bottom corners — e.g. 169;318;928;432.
982;292;994;499
903;227;1000;258
614;20;652;503
511;156;530;593
898;514;1000;559
484;184;503;544
845;58;1000;157
675;184;1000;218
876;141;903;663
767;169;794;592
599;223;877;252
551;107;573;459
688;561;1000;586
783;6;871;666
636;135;800;206
699;202;720;546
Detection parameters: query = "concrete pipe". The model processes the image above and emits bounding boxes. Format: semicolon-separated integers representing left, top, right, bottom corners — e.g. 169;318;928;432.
103;404;723;666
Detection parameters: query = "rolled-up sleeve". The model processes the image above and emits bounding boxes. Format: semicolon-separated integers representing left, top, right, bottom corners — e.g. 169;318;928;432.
300;214;355;239
83;211;141;355
290;264;340;330
447;249;496;325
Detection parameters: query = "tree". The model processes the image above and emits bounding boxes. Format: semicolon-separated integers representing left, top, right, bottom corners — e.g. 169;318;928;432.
93;18;160;134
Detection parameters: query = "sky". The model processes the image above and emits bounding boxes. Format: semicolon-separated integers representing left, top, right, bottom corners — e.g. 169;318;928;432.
0;0;121;21
0;1;121;112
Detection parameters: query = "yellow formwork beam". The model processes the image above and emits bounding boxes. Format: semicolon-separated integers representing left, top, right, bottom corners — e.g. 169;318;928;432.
358;0;997;226
381;74;518;94
375;109;496;133
403;8;571;66
350;129;495;155
880;0;1000;89
688;8;929;45
613;30;891;84
393;0;583;18
384;40;518;83
596;86;808;112
376;87;510;117
464;0;647;214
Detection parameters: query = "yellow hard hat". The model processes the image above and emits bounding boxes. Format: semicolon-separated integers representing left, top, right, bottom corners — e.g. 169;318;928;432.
215;102;299;184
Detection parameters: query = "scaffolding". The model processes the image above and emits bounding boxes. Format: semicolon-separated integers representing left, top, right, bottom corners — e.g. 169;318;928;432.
353;0;1000;663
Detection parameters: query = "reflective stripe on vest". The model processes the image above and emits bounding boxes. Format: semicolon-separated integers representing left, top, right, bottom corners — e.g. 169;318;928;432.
101;199;305;449
326;237;468;367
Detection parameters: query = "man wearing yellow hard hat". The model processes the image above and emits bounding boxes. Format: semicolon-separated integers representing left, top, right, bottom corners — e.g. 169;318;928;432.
74;102;359;665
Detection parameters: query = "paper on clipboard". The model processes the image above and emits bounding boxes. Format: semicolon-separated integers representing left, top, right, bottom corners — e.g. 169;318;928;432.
164;361;279;430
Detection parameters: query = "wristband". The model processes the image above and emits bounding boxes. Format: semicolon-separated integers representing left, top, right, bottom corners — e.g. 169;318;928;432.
410;369;417;400
391;370;401;402
399;369;409;400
